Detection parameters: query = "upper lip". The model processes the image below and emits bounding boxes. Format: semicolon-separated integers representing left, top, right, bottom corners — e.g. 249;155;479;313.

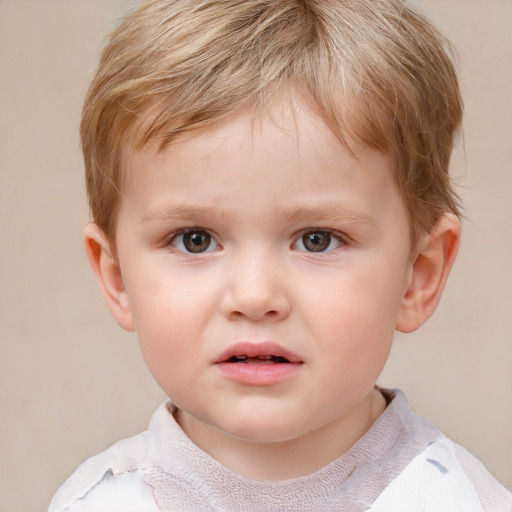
214;341;303;364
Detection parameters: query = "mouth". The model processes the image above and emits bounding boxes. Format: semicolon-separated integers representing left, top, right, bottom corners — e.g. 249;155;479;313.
225;355;293;364
215;342;303;366
214;342;303;385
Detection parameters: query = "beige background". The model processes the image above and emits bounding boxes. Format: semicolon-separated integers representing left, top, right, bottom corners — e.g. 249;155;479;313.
0;1;510;511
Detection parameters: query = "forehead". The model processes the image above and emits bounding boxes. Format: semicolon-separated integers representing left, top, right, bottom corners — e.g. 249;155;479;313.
118;98;408;233
125;99;376;184
127;85;389;163
125;94;386;181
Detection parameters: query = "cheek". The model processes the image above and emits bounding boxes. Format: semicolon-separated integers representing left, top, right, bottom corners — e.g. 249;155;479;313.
128;263;217;331
135;313;203;405
302;267;402;352
128;293;205;382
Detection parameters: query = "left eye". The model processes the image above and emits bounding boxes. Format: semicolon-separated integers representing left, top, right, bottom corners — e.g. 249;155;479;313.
170;229;219;254
293;231;343;253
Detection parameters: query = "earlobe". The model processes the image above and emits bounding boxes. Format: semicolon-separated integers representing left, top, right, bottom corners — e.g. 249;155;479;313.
83;223;135;332
396;214;461;333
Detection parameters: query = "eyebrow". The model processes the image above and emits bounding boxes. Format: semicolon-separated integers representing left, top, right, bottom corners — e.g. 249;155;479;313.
142;204;236;223
143;203;375;226
275;205;376;226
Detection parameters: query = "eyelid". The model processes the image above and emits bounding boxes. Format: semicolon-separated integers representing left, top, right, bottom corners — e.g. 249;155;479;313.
166;227;221;254
292;228;348;252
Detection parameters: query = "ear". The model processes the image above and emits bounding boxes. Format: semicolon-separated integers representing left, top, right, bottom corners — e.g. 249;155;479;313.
83;223;135;332
396;214;461;333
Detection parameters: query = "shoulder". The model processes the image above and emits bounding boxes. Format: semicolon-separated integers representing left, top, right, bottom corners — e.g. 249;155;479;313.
370;435;512;512
48;431;160;512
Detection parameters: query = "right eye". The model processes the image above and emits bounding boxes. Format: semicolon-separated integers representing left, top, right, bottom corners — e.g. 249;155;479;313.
170;229;219;254
293;230;345;253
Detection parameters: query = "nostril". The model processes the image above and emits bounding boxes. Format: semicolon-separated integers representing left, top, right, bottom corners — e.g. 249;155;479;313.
229;308;281;320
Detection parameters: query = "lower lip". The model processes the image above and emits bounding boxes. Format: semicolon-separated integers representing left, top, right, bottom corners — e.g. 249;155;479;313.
215;362;303;386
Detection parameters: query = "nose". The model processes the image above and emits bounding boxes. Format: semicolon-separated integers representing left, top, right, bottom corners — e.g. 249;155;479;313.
220;251;291;322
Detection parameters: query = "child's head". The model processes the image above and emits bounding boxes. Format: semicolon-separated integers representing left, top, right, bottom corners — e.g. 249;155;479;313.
81;0;462;247
82;0;463;476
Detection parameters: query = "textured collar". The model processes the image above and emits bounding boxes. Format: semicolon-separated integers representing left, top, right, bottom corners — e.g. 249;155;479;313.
146;389;441;511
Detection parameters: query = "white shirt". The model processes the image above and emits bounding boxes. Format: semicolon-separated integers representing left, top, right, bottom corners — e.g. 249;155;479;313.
49;389;512;512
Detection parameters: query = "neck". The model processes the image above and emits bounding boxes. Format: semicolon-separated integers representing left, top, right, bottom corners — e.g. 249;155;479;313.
176;388;386;480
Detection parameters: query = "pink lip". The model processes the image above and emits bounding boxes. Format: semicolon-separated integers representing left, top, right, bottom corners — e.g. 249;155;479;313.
215;341;303;364
214;341;304;386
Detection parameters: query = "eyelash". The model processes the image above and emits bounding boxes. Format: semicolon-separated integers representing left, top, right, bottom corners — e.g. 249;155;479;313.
293;229;347;253
166;227;220;254
165;227;348;255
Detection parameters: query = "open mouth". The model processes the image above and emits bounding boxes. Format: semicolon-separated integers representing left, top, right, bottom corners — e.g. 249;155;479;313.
215;343;303;384
215;342;303;367
226;355;291;364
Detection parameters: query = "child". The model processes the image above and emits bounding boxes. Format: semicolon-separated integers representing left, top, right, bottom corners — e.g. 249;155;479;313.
49;0;512;510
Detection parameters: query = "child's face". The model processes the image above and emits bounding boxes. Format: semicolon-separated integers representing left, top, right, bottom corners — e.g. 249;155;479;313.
113;99;414;445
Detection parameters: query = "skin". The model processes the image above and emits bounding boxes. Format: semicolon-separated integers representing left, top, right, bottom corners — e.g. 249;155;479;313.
85;97;460;480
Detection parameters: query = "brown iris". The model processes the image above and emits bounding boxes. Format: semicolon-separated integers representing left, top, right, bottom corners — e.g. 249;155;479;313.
183;231;212;253
302;231;331;252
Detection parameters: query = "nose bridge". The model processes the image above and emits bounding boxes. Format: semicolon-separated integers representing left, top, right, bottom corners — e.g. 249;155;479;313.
221;246;290;321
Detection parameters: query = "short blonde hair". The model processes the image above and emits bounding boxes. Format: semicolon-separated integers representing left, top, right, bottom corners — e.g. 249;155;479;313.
81;0;463;244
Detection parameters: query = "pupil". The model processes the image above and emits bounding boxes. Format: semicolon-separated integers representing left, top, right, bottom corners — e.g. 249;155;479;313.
184;231;210;253
304;232;330;252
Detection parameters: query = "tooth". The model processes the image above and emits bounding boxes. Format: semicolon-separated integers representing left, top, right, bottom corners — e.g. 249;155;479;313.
235;355;247;360
259;355;272;360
